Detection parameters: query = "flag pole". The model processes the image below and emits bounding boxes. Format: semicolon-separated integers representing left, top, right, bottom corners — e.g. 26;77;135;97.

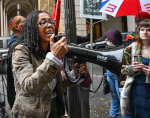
38;0;40;10
90;18;93;96
136;0;140;21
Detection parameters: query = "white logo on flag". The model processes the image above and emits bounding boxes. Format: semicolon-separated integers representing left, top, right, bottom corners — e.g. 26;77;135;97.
99;0;123;17
105;3;117;13
139;0;150;13
144;3;150;12
102;0;108;2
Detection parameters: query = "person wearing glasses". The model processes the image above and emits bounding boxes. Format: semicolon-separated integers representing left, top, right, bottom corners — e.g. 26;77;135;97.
10;10;88;118
121;19;150;118
7;15;25;109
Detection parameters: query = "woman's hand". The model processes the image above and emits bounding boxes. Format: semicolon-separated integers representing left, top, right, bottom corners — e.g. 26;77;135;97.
143;65;150;76
132;62;145;72
50;34;68;59
73;62;88;78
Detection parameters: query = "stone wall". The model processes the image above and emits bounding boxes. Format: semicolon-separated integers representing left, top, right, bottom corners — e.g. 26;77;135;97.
39;0;54;15
61;0;87;36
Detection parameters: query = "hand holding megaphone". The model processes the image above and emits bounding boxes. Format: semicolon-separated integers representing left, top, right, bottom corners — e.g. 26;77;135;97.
50;34;68;59
73;62;87;79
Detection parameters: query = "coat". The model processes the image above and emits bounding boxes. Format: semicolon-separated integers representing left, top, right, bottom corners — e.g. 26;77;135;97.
11;44;73;118
7;33;18;108
120;42;141;115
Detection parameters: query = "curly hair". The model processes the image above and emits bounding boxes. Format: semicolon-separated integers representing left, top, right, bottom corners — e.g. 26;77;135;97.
9;10;51;59
135;19;150;47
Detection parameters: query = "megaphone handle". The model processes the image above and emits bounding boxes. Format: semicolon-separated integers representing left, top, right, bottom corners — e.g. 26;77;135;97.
76;59;87;79
79;69;86;79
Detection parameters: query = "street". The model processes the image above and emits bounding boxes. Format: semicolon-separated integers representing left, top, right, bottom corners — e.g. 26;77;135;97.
88;63;122;118
89;63;111;118
0;63;122;118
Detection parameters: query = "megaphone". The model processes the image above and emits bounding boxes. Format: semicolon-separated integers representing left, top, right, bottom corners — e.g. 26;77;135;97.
66;44;124;77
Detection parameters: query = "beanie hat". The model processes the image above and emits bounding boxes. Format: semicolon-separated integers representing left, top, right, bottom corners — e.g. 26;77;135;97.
135;11;150;22
104;29;122;47
9;16;22;32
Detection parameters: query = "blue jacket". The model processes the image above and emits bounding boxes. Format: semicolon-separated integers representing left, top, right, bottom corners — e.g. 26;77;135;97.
8;33;18;48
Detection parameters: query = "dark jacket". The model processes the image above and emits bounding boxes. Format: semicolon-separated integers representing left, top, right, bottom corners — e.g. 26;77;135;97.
7;33;18;109
77;33;90;44
8;33;18;48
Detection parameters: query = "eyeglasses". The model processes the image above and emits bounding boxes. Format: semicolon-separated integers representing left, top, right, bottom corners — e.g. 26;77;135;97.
37;20;56;27
140;28;150;32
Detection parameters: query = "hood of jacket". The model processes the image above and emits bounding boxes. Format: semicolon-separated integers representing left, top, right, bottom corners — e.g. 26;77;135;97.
8;33;18;48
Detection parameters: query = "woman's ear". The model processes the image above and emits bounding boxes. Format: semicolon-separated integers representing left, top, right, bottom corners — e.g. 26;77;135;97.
14;24;22;31
14;24;18;30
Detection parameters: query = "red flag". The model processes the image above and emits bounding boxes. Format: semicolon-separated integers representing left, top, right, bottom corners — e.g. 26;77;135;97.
52;0;61;29
52;5;56;20
125;34;134;41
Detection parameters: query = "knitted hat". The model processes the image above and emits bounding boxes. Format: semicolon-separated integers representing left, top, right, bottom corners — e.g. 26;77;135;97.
104;29;122;47
135;11;150;22
9;16;22;32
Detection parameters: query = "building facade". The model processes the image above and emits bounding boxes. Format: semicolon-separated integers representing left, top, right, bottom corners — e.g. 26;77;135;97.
61;0;136;40
0;0;136;38
0;0;38;36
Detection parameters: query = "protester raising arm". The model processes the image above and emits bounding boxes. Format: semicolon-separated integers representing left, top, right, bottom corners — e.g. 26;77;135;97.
11;10;88;118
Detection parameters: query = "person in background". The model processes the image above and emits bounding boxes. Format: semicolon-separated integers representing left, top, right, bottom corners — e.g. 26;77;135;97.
7;15;25;109
125;11;150;47
76;25;92;118
120;12;150;89
8;16;25;47
104;29;123;118
62;24;92;118
77;33;90;44
10;10;88;118
121;19;150;118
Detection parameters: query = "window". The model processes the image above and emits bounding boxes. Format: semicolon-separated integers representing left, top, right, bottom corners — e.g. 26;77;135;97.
0;40;3;48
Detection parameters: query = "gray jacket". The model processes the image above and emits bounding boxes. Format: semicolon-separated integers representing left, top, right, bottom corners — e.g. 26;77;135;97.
11;44;72;118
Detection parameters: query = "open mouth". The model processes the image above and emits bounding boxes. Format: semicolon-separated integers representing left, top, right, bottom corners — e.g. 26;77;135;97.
46;29;54;37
